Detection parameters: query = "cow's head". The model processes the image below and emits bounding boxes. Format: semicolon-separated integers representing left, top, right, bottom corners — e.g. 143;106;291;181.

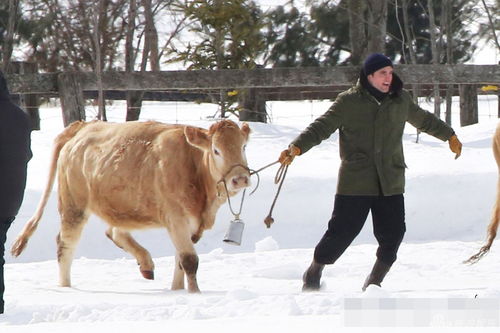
185;120;251;193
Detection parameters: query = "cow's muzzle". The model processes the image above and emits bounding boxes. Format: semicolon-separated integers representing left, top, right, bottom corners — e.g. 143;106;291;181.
231;174;250;189
221;164;251;192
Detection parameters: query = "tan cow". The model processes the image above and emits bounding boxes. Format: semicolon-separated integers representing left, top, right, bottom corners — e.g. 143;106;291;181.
466;121;500;264
11;119;251;292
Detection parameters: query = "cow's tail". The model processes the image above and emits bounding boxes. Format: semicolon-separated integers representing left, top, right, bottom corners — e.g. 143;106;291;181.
11;121;87;257
465;123;500;264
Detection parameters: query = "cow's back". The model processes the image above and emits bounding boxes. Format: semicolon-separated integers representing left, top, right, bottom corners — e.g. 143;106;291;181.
57;121;203;229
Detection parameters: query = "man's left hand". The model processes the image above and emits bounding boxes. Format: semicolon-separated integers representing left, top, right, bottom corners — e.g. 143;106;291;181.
448;134;462;159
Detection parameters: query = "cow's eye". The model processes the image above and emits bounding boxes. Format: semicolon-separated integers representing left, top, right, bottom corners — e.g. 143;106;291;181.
242;144;246;151
214;148;220;156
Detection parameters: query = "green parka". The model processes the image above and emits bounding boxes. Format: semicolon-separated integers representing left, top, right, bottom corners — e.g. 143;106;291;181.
291;73;455;196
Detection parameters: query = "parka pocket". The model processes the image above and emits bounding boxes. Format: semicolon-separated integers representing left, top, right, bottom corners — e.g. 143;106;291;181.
392;154;407;168
343;152;369;170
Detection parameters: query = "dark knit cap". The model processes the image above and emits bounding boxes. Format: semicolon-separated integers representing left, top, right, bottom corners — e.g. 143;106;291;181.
363;53;393;76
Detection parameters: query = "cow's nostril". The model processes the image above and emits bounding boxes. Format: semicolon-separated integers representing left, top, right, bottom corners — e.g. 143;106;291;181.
231;176;250;188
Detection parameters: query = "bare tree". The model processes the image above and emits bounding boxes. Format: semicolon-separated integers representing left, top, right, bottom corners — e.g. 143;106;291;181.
400;0;417;65
348;0;388;64
427;0;442;118
93;0;107;121
125;0;181;121
2;0;19;71
126;0;143;121
366;0;387;54
481;0;500;52
141;0;160;72
480;0;500;118
348;0;367;65
24;0;127;72
443;0;453;125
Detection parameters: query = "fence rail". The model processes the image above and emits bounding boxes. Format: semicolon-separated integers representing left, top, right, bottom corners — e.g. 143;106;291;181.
4;65;500;127
6;65;500;94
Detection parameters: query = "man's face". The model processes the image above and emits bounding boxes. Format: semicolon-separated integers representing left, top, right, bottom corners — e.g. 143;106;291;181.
367;66;393;93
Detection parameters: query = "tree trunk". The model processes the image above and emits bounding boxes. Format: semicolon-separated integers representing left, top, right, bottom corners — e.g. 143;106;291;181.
215;2;226;118
480;1;500;120
443;0;453;125
127;0;160;121
93;0;107;121
58;73;86;126
400;0;419;104
366;0;387;54
8;62;40;130
428;0;441;118
348;0;367;65
2;0;19;71
126;0;143;121
142;0;160;71
238;88;267;123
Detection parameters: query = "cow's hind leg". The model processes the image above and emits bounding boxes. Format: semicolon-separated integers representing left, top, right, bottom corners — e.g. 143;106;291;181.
167;225;200;293
57;209;89;287
106;227;155;280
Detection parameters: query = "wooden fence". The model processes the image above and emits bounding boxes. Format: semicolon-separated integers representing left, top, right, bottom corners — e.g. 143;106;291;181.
5;64;500;127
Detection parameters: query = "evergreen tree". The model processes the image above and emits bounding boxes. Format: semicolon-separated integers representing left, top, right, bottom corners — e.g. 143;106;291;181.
168;0;266;118
263;0;480;68
385;0;478;64
309;0;351;66
263;4;319;67
0;1;43;66
170;0;266;70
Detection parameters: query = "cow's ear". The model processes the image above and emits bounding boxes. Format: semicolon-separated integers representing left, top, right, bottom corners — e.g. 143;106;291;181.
185;126;210;150
241;122;251;140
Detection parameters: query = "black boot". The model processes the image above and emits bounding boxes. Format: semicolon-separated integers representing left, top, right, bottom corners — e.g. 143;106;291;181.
302;260;325;291
362;259;392;291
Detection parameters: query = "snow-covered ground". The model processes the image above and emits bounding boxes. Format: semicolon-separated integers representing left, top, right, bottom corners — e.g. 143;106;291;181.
2;95;500;331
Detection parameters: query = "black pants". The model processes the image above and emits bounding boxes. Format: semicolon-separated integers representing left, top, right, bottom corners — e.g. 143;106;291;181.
314;194;406;266
0;217;15;314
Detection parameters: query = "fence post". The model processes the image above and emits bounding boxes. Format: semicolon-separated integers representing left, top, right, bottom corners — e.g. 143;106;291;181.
238;88;267;123
57;72;85;126
459;84;478;127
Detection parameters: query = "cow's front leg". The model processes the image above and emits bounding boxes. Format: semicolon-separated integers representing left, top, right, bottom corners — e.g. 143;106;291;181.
167;224;200;293
179;252;199;293
171;253;185;290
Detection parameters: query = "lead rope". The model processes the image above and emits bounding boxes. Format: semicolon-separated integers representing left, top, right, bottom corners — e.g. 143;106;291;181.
263;162;288;228
219;160;289;228
223;181;246;220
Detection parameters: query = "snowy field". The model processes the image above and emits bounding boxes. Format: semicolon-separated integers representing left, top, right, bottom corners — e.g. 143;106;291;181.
2;94;500;331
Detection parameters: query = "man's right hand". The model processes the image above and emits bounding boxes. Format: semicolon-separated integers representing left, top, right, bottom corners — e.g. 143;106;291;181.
279;144;301;165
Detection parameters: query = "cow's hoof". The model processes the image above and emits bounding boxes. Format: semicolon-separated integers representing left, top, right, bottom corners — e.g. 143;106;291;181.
141;270;155;280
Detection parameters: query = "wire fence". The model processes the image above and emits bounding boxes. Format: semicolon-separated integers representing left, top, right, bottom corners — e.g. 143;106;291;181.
37;93;496;129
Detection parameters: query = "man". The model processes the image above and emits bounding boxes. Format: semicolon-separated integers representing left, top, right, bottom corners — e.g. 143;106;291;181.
279;53;462;291
0;70;32;314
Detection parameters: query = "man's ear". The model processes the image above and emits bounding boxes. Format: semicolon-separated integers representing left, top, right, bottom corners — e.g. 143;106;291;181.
185;126;211;150
241;122;251;140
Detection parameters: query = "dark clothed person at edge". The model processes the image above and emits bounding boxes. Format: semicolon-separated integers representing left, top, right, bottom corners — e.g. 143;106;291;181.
279;53;463;291
0;70;32;314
